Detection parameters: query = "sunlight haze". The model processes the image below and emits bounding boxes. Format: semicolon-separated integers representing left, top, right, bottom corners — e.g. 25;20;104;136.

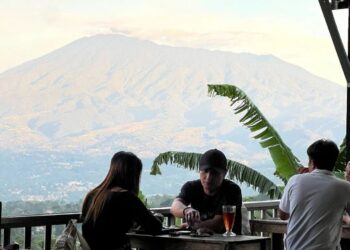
0;0;348;85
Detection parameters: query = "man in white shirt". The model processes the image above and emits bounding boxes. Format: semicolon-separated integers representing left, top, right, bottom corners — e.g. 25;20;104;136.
279;139;350;250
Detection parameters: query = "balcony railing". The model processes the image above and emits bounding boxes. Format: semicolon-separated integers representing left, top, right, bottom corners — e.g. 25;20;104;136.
0;200;280;250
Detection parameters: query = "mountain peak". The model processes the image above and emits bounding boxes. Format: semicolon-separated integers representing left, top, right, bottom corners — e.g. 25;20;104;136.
0;33;345;201
0;33;344;157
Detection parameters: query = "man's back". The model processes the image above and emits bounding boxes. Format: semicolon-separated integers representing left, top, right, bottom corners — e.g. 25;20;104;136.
280;169;350;250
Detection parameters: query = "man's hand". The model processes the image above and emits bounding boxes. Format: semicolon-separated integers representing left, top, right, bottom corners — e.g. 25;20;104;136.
279;209;289;220
183;207;201;227
297;166;309;174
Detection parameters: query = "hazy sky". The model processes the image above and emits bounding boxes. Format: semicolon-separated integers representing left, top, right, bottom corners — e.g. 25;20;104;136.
0;0;348;85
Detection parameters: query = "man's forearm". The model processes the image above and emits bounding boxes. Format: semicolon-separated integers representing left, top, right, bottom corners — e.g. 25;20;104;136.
170;198;188;218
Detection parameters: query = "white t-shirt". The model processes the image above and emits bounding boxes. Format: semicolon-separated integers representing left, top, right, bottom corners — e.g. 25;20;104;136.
279;169;350;250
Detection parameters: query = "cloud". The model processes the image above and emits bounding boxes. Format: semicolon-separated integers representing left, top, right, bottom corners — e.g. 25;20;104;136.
0;1;346;85
209;140;248;159
104;13;345;85
171;127;205;147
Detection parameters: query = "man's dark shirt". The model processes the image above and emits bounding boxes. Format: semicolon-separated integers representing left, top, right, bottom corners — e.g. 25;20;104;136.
177;179;242;234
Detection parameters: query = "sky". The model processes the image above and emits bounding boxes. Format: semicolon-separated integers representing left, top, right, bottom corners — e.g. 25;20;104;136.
0;0;349;85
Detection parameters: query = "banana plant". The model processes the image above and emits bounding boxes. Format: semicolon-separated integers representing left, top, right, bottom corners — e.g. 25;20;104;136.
208;84;300;183
335;137;346;171
334;137;346;178
150;83;346;198
151;151;282;198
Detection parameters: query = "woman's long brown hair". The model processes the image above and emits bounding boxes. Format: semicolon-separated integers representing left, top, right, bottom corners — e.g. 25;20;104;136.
82;151;142;224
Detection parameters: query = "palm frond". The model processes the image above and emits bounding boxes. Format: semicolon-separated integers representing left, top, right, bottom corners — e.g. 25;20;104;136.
151;151;281;198
208;84;299;183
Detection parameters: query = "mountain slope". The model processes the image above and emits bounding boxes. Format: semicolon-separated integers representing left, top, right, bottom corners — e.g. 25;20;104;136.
0;34;345;200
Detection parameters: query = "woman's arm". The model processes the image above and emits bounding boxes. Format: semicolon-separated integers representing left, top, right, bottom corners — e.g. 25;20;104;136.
131;195;163;234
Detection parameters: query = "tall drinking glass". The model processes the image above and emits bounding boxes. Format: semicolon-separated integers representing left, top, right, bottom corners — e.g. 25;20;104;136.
222;205;236;236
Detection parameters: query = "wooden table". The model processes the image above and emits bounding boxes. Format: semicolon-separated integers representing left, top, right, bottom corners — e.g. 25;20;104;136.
127;233;271;250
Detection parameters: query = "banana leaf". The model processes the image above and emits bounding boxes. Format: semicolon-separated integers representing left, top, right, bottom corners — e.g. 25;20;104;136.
151;151;281;198
208;84;299;183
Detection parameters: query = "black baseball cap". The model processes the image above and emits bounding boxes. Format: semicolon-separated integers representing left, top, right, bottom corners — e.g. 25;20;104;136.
199;149;227;174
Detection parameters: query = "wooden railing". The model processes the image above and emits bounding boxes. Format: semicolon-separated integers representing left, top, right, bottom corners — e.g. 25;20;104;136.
0;200;280;250
1;213;81;250
244;200;279;219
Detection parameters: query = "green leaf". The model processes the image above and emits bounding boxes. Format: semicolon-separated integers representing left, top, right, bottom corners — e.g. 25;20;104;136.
208;84;299;183
253;128;270;140
151;151;202;175
260;137;278;148
250;120;267;132
334;137;346;172
243;115;260;126
334;170;345;179
151;151;281;198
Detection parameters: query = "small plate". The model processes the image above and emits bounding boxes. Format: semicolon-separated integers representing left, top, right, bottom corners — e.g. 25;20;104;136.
177;230;192;235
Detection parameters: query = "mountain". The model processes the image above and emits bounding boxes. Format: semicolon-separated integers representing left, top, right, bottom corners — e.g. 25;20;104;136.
0;34;346;201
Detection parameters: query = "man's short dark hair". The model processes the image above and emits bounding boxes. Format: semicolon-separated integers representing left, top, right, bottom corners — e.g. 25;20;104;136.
307;139;339;171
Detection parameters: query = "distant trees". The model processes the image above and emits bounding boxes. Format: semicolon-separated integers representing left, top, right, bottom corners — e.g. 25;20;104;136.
2;200;82;216
147;194;175;208
2;200;82;250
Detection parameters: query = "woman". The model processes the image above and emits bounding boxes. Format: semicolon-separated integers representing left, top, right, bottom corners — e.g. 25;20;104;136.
81;151;162;250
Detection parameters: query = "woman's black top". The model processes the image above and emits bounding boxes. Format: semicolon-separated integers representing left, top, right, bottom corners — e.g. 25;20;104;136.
82;190;162;250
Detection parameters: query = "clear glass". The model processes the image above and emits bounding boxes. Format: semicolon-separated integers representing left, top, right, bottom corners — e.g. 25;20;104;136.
222;205;236;236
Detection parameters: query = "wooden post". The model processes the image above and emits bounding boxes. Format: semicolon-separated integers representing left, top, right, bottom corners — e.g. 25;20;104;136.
319;0;350;161
271;233;284;250
24;226;32;249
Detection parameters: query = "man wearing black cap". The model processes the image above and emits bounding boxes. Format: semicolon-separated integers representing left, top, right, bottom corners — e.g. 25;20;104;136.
170;149;242;234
